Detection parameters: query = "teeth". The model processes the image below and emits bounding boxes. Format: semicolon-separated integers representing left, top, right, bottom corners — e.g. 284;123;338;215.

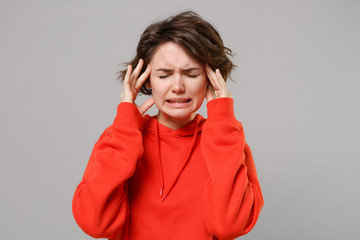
168;99;189;103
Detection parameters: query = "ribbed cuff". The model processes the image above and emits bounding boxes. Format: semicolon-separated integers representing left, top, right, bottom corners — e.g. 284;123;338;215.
113;102;143;129
206;98;236;122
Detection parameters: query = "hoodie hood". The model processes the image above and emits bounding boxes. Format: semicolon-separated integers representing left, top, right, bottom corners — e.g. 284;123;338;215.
142;114;205;137
141;114;206;201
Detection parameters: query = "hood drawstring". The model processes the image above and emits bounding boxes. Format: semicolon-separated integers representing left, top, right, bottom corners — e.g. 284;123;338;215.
155;118;200;201
155;121;164;197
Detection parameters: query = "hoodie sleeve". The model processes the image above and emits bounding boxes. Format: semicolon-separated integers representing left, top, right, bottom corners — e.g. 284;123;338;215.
72;102;143;238
201;98;264;240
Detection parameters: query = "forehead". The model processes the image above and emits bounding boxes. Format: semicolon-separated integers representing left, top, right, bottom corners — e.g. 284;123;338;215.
150;42;203;69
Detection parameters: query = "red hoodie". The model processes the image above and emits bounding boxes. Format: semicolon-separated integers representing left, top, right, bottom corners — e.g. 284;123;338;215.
72;98;263;240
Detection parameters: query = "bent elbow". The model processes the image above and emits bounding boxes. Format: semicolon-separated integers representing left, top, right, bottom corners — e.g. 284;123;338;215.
209;188;264;239
72;202;127;238
72;191;128;238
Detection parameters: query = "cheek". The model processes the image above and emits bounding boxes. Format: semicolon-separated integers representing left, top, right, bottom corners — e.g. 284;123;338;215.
195;78;207;97
197;86;206;98
149;81;165;104
151;88;161;102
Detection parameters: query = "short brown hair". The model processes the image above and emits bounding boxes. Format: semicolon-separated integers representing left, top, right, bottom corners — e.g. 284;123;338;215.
118;11;235;95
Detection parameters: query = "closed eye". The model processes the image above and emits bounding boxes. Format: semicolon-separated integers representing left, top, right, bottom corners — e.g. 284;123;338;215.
159;75;169;79
187;75;198;78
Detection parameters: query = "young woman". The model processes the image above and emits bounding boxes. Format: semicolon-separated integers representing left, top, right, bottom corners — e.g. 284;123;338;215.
72;11;263;240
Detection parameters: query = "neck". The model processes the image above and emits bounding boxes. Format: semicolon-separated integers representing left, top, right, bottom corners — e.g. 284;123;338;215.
157;112;197;130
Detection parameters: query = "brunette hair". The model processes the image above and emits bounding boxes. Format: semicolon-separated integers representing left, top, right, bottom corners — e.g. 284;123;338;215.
118;11;235;95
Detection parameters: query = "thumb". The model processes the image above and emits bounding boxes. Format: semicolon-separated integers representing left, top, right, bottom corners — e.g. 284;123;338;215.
138;97;155;115
205;86;215;102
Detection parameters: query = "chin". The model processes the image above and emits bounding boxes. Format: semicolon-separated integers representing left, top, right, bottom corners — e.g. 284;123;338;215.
161;108;197;120
167;110;194;119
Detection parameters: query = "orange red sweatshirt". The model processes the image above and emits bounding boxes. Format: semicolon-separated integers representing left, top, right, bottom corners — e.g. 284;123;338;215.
72;98;263;240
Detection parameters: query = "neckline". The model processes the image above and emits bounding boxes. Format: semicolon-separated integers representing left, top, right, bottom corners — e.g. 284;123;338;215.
143;114;205;137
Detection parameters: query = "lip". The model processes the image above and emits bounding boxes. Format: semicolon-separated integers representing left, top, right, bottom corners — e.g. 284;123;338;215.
165;98;192;108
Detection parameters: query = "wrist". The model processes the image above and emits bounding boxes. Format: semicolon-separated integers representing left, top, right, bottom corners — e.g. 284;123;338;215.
206;98;236;122
113;102;143;129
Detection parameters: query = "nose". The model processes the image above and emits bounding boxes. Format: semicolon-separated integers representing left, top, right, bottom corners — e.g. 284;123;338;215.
171;74;185;93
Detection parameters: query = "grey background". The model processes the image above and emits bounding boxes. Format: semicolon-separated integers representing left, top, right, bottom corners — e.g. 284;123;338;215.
1;0;359;239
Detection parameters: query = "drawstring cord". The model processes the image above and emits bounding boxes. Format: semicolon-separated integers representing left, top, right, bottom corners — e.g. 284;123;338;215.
155;121;164;197
155;118;200;200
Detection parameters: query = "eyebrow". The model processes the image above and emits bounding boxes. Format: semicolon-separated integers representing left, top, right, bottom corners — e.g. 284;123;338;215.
155;67;201;73
155;68;173;73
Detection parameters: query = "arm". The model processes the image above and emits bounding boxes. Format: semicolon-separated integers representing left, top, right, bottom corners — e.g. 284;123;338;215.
203;65;264;239
72;103;143;238
202;98;264;239
72;59;154;238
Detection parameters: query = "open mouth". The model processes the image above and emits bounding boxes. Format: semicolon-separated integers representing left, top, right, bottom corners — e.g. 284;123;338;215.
166;99;191;103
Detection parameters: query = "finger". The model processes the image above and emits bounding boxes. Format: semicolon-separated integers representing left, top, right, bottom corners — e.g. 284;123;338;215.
205;85;214;102
132;59;144;77
206;64;221;90
123;65;132;85
122;65;135;103
121;92;125;102
123;65;132;98
135;64;151;91
138;97;155;115
211;68;224;90
215;69;231;98
206;67;222;98
215;69;226;88
130;59;144;88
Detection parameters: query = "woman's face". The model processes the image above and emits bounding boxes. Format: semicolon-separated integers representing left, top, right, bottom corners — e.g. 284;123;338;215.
149;42;207;130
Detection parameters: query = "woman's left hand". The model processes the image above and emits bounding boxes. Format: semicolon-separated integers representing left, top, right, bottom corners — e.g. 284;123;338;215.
205;64;232;102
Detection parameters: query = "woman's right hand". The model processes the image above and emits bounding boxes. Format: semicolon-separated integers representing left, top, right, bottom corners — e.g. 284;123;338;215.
121;59;154;115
